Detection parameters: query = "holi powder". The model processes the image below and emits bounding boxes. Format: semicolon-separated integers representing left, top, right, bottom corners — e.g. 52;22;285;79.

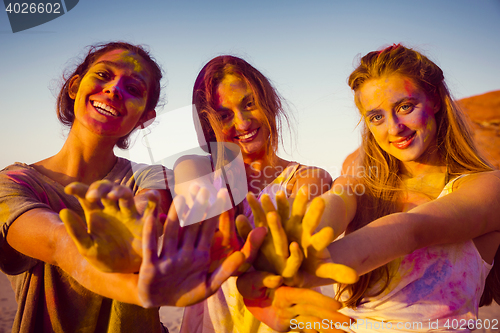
119;50;144;73
422;112;435;143
403;79;414;97
0;202;10;217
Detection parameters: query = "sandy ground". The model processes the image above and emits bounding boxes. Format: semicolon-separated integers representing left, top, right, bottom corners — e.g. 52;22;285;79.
1;272;499;333
0;271;184;333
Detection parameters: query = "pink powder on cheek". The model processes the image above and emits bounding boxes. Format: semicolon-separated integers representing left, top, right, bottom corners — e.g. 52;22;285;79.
125;100;145;116
403;79;414;97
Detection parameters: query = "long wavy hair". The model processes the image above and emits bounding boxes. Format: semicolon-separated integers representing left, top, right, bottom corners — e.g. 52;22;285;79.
337;44;497;307
192;55;291;168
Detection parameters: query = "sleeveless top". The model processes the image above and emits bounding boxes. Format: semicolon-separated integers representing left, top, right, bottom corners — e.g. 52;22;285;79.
181;162;301;333
338;175;493;332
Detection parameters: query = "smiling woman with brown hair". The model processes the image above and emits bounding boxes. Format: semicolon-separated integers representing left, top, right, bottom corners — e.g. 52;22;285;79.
175;55;333;333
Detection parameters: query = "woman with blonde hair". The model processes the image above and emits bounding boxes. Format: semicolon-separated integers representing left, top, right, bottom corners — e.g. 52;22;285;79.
240;44;500;332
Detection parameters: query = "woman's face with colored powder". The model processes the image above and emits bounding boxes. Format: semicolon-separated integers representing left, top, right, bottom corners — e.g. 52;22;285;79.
356;74;440;163
214;74;270;157
69;49;153;140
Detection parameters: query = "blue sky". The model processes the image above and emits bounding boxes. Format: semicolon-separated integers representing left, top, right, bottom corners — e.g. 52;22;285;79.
1;0;499;176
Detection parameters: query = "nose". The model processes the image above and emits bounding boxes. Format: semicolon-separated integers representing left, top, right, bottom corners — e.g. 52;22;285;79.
104;79;123;100
388;114;406;136
233;110;251;131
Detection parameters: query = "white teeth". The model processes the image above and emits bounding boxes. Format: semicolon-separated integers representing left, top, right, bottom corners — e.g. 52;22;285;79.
394;133;415;145
92;101;119;116
237;129;258;140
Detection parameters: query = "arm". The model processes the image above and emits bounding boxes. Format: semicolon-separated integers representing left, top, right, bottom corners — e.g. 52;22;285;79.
173;155;217;207
328;171;500;275
287;165;356;237
7;189;265;308
6;208;142;305
317;176;358;238
290;166;332;200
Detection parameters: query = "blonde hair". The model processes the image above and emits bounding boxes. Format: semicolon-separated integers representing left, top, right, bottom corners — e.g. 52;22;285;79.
338;44;495;308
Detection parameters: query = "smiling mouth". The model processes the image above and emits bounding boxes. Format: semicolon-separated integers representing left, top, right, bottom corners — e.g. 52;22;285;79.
391;132;416;149
235;128;259;142
92;101;120;117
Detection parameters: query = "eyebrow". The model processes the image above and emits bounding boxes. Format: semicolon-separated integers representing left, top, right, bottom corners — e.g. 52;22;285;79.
93;60;147;87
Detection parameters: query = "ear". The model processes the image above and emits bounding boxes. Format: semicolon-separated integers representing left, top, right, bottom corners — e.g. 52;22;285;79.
68;75;81;100
136;109;156;129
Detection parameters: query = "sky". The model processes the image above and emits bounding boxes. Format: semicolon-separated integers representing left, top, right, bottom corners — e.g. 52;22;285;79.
1;0;499;177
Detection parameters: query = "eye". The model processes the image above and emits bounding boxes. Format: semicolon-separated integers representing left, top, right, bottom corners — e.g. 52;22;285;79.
369;114;384;124
218;111;232;121
127;85;141;96
96;71;111;80
399;103;414;113
245;100;256;109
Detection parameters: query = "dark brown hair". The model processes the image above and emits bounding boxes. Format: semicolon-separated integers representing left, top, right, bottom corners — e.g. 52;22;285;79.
192;55;290;165
57;42;163;149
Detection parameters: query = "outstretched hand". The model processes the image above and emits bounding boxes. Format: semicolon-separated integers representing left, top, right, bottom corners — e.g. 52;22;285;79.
210;208;267;274
237;271;352;332
60;180;159;273
283;188;358;285
239;193;303;283
138;188;267;308
241;187;358;286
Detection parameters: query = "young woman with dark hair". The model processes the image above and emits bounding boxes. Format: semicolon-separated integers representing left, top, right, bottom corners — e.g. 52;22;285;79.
176;55;334;333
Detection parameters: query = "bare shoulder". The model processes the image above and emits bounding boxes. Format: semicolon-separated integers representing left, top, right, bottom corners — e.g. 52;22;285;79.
453;170;500;192
332;175;362;186
173;154;210;169
173;155;213;181
295;165;332;183
290;165;332;199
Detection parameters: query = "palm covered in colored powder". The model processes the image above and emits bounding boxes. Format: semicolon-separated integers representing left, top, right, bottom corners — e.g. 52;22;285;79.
60;180;155;273
238;186;358;286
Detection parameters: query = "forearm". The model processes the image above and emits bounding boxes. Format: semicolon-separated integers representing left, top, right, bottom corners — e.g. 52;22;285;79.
327;212;415;275
327;203;489;275
317;189;355;238
326;172;500;275
8;209;142;306
54;231;142;305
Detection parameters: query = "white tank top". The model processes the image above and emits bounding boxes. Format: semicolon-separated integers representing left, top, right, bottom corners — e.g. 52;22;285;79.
338;175;493;332
181;162;301;333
